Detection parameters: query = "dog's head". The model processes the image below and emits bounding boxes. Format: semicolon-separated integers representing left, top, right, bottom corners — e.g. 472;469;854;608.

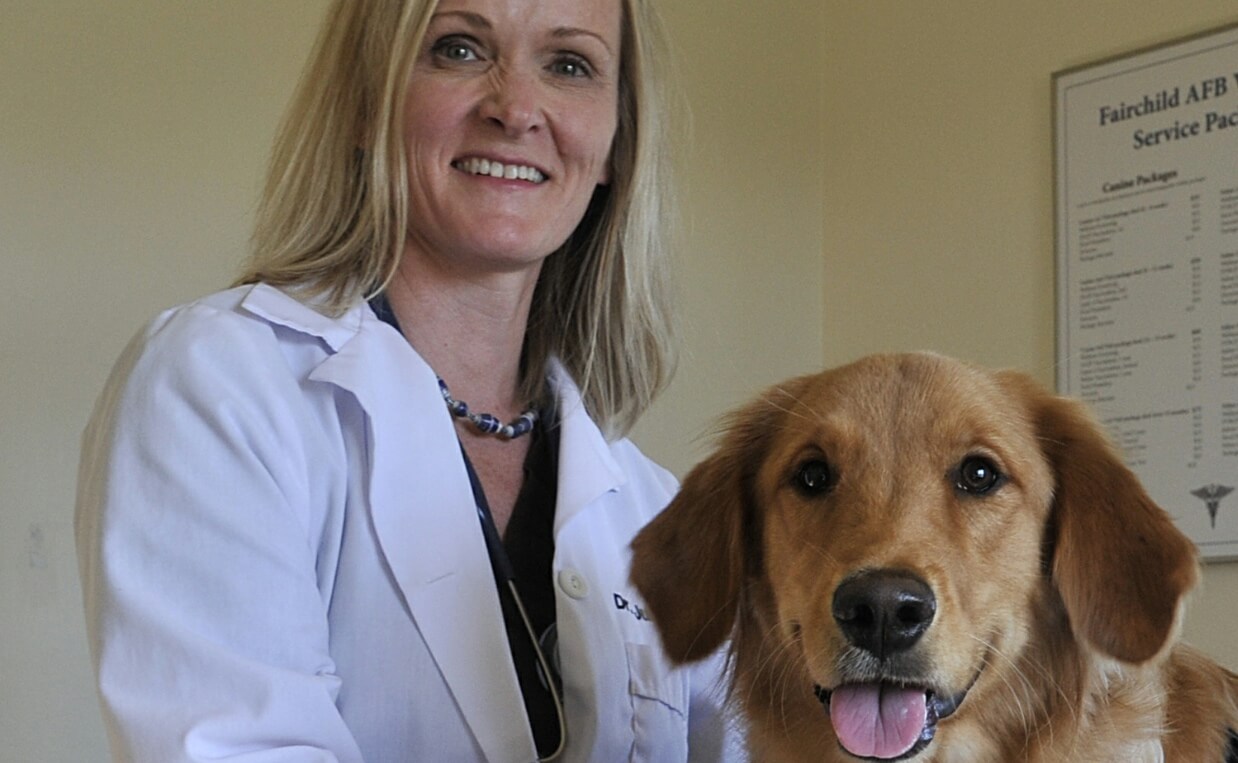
631;353;1198;760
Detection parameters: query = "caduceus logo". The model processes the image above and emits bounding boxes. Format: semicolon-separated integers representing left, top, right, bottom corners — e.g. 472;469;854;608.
1190;484;1235;529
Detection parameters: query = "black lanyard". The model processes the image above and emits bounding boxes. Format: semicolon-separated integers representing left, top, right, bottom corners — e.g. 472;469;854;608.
460;444;517;583
459;444;565;760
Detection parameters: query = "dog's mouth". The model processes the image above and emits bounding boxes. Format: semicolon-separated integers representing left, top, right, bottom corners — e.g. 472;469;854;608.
812;675;976;761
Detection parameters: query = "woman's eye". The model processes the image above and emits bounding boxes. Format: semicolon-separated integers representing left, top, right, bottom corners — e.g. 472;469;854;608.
432;37;479;62
794;459;836;496
550;55;593;78
954;455;1003;495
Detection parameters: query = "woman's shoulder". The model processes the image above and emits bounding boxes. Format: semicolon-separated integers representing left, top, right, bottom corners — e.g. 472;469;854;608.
138;285;264;347
127;284;362;367
100;284;365;415
141;283;356;342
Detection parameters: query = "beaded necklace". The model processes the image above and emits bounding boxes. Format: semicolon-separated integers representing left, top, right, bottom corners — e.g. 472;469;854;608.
369;292;539;441
437;376;539;440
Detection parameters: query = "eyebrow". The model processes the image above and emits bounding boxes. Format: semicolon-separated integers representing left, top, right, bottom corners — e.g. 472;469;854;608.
429;11;615;56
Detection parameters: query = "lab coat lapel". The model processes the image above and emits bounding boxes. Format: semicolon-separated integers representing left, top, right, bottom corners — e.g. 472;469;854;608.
550;362;626;533
252;294;535;763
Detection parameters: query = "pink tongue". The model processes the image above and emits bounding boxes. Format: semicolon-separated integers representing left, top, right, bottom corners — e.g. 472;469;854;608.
829;684;927;759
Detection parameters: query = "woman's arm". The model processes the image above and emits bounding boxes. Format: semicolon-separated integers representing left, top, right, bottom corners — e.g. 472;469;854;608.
76;301;363;762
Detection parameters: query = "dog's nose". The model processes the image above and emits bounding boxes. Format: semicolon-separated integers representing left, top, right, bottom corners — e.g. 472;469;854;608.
832;570;936;657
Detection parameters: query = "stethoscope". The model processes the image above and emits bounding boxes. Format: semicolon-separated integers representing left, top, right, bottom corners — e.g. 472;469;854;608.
462;447;567;762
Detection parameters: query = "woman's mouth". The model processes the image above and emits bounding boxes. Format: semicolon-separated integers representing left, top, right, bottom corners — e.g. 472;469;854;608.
453;157;546;184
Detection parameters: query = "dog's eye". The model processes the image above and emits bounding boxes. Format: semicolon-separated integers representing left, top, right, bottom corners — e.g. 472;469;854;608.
954;455;1002;495
794;459;837;496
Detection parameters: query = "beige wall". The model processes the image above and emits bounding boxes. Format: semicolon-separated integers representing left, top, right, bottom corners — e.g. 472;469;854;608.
820;2;1238;668
1;2;1232;760
2;2;329;758
631;0;826;468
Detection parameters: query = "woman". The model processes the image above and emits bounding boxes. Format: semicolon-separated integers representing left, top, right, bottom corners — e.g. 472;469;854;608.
75;0;740;760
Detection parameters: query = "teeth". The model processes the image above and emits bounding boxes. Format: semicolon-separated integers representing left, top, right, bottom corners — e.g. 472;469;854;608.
455;157;545;184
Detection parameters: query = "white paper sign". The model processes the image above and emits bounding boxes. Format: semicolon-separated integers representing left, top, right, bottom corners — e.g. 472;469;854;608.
1055;24;1238;560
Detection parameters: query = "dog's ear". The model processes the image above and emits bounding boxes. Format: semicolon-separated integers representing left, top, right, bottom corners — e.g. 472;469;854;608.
630;392;780;664
1008;373;1199;664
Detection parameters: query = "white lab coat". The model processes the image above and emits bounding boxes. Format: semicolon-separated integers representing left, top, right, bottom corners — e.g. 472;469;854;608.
76;283;742;762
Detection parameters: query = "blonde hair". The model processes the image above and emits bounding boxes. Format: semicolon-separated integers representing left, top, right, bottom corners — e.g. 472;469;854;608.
237;0;679;437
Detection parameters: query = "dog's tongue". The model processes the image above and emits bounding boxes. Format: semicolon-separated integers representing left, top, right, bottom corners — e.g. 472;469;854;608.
829;683;927;759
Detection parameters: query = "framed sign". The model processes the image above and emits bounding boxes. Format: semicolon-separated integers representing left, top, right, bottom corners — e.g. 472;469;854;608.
1054;22;1238;560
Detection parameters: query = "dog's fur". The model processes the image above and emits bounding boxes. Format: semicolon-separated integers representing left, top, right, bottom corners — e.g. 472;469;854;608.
632;353;1238;762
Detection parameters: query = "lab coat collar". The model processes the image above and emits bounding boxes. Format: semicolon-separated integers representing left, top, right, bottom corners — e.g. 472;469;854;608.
548;361;627;534
239;283;629;545
238;283;629;540
238;282;364;353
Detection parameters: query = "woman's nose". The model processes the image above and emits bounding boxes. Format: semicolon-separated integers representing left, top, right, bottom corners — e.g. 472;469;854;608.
478;67;544;136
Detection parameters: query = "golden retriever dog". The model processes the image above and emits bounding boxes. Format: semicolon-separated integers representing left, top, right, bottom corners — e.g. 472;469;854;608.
632;353;1238;762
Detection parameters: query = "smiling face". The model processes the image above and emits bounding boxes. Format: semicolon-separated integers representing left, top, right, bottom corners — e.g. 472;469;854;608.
401;0;622;276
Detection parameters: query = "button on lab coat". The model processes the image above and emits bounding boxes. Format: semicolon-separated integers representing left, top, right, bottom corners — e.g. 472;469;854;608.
76;284;741;762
